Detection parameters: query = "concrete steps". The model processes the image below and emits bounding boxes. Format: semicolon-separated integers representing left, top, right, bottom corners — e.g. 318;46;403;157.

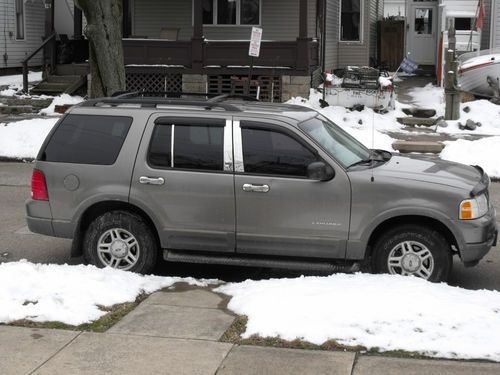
30;75;86;95
392;140;445;154
30;64;89;95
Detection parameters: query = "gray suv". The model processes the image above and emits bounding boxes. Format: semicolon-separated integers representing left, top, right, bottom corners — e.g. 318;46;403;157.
26;95;497;282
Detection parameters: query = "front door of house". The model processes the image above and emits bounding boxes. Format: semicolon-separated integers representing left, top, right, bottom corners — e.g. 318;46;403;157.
407;1;438;65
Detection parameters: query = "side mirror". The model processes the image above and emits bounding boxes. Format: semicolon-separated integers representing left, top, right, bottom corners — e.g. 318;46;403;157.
307;161;335;181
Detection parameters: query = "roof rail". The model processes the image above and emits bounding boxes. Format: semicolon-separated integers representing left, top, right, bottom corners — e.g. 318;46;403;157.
208;93;259;102
79;97;242;111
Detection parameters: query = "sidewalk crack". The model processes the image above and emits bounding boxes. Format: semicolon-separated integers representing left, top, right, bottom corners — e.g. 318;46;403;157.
28;331;83;375
214;343;235;375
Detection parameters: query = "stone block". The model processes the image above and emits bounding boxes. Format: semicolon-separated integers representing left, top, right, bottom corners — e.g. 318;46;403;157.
108;303;234;340
35;332;233;375
218;345;355;375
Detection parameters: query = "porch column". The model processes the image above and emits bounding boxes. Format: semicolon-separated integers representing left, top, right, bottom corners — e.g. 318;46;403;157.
122;0;131;38
296;0;310;71
74;6;83;40
192;0;204;72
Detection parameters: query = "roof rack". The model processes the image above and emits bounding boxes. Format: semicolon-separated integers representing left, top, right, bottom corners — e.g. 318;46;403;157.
80;91;259;111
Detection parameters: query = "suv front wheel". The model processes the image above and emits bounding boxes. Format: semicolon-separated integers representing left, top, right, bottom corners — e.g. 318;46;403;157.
83;211;158;274
372;225;452;282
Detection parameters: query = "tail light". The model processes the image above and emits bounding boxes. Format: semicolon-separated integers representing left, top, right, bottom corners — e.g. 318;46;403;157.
31;169;49;200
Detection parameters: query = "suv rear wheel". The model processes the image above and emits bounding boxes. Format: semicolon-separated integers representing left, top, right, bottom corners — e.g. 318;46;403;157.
83;211;158;274
372;225;452;282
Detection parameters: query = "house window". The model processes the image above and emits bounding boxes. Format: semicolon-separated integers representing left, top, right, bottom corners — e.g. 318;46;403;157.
454;18;472;31
340;0;361;41
415;8;432;34
201;0;260;25
15;0;25;40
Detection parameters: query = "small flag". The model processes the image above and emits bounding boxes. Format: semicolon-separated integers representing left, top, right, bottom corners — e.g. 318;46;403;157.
476;0;485;29
400;57;419;74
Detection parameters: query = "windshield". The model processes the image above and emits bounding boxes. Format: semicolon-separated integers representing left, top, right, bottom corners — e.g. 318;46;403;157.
298;114;371;168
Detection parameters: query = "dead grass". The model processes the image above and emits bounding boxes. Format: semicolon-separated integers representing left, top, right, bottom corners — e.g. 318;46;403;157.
220;315;431;360
5;294;148;332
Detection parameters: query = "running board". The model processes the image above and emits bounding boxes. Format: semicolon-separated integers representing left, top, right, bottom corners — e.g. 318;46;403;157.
164;250;360;273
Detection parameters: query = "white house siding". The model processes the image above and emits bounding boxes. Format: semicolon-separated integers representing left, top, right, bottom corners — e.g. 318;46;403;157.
492;0;500;48
0;0;45;69
324;0;339;70
337;0;380;68
133;0;317;41
480;0;491;49
384;0;405;17
54;0;88;38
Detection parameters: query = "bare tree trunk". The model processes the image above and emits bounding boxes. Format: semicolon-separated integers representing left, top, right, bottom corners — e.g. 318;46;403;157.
75;0;126;98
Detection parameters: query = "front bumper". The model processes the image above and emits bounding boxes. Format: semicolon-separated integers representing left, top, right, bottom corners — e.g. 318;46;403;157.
454;206;497;264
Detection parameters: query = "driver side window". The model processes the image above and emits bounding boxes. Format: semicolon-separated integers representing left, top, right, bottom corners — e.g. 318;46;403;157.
241;123;319;177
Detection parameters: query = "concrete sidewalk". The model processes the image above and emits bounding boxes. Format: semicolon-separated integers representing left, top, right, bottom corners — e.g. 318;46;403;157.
1;287;499;375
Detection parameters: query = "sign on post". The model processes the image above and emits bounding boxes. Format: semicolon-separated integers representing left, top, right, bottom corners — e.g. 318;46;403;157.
249;27;263;57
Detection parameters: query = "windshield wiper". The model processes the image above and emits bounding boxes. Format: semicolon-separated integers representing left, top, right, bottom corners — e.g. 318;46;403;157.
347;150;389;169
347;158;379;169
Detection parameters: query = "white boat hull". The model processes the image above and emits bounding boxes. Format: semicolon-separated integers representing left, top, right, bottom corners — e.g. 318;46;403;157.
458;53;500;96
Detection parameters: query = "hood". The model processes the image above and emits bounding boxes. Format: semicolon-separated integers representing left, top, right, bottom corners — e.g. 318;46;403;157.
374;154;482;192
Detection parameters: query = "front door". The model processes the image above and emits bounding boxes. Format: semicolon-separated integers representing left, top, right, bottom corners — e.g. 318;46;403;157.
131;114;235;253
233;118;351;260
407;1;438;65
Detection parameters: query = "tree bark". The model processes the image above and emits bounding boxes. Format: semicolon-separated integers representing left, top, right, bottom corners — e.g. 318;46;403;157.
75;0;126;98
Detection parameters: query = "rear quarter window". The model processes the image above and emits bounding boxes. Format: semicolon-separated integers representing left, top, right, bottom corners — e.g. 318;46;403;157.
41;114;132;165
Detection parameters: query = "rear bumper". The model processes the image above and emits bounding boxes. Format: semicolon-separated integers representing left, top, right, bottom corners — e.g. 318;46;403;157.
26;198;74;239
27;216;54;237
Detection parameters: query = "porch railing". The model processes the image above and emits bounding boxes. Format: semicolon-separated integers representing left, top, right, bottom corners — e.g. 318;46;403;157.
21;32;57;93
122;38;318;72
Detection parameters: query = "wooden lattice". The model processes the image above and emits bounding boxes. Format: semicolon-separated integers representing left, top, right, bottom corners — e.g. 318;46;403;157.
126;73;183;93
208;75;281;102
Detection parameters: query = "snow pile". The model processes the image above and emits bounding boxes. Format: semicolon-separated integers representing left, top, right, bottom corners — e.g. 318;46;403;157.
0;261;218;325
218;274;500;361
440;100;500;136
441;136;500;177
39;94;84;115
0;71;43;97
0;118;58;159
406;83;445;115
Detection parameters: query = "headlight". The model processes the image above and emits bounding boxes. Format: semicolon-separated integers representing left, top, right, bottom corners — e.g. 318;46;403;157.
459;194;488;220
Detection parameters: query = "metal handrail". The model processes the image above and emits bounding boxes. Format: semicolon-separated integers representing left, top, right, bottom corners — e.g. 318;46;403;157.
22;32;57;93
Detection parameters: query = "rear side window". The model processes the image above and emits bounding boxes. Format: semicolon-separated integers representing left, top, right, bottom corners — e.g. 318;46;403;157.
42;114;132;165
241;125;319;177
148;118;225;171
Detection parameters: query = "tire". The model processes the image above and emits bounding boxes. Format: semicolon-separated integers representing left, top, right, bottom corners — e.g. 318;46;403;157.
372;224;452;282
83;210;158;274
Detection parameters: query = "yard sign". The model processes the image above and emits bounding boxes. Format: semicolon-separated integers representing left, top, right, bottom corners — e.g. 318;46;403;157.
249;27;263;57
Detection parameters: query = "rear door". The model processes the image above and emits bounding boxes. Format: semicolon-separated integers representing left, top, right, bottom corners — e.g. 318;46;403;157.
233;117;351;259
130;113;235;253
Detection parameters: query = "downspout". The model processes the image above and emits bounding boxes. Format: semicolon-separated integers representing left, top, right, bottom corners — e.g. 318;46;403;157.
322;0;326;101
490;0;496;48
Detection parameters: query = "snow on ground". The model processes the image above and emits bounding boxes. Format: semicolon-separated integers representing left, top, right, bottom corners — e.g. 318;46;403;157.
217;273;500;361
441;136;500;178
39;94;84;115
0;71;43;96
0;118;58;159
0;261;218;326
406;83;500;136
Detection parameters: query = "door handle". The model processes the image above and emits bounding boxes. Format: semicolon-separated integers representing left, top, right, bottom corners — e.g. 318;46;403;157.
139;176;165;185
242;183;270;193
